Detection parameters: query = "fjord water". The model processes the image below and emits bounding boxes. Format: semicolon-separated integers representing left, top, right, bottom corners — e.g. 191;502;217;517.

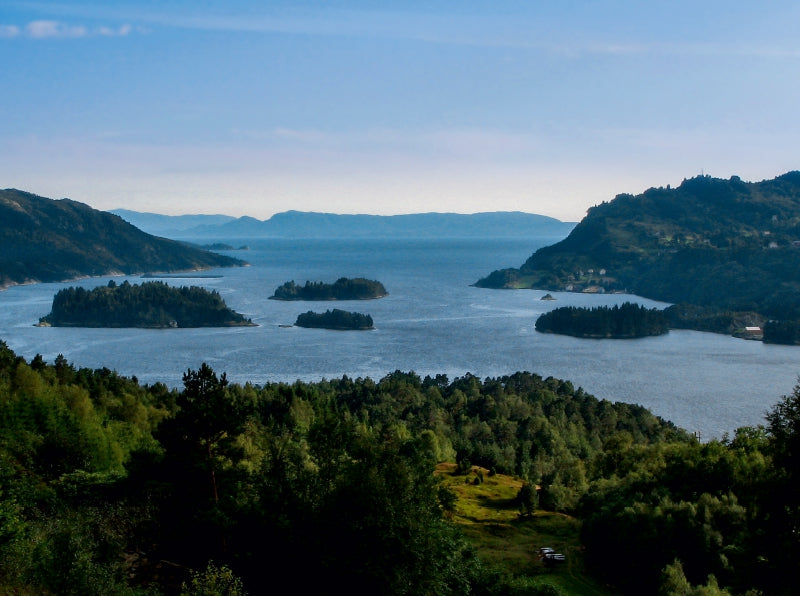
2;236;799;441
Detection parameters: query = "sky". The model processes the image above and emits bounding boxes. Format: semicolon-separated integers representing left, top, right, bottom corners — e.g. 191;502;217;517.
1;1;799;222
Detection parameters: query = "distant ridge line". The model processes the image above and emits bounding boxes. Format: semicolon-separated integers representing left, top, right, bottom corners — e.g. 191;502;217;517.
109;209;577;239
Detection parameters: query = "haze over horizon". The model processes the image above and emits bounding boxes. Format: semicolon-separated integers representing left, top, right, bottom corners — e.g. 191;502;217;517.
2;1;798;221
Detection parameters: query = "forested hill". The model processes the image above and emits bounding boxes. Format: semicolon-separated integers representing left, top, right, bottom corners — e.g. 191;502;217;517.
0;189;246;289
4;339;800;594
476;171;800;319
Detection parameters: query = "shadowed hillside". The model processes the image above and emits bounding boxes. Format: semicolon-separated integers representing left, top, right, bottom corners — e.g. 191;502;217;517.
0;189;246;289
476;172;800;322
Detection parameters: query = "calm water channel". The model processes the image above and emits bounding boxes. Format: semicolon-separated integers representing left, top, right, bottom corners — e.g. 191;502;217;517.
1;236;798;441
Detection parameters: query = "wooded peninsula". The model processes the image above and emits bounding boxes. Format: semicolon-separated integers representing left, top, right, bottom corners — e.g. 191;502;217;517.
270;277;387;301
476;172;800;344
0;189;246;290
38;280;255;328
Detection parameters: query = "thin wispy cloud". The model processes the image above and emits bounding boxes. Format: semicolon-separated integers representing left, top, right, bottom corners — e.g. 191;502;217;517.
5;3;799;58
4;1;798;221
0;24;20;38
27;20;86;38
0;19;134;39
98;24;132;37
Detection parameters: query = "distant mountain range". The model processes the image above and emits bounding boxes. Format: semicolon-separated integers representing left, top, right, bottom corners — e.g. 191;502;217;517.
110;209;237;236
476;171;800;322
109;209;577;239
0;189;246;290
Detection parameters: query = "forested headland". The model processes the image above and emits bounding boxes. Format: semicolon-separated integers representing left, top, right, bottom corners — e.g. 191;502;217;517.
1;339;799;594
535;302;668;338
38;280;254;328
0;189;245;290
294;308;374;330
271;277;387;301
763;319;800;345
476;172;800;343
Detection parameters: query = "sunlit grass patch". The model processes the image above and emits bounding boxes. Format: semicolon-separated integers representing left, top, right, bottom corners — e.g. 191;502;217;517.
435;463;614;595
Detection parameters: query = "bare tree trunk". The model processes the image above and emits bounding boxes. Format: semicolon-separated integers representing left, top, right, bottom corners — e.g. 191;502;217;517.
207;439;219;504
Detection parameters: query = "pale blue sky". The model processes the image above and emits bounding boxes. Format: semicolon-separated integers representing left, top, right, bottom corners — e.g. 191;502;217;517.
2;1;798;220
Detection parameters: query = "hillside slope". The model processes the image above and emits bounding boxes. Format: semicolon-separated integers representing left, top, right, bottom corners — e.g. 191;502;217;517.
0;189;246;289
476;172;800;319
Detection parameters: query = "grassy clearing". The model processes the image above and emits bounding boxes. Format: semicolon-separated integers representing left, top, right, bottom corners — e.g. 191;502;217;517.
435;463;615;595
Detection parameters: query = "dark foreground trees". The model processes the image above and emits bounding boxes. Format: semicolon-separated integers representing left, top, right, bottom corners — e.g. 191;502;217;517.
2;338;800;594
129;365;481;595
0;341;683;594
577;383;800;595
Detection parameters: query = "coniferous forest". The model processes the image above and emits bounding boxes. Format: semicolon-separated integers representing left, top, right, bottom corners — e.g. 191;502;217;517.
1;339;799;594
294;308;374;330
534;302;669;338
39;281;254;328
270;277;387;301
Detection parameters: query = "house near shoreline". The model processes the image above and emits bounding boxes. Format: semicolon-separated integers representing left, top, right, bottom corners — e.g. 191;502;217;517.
743;326;763;340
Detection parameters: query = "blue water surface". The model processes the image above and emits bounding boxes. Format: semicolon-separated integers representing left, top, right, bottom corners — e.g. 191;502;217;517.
1;236;798;441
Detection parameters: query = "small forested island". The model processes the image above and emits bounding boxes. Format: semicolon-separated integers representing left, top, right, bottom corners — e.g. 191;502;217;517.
38;280;255;328
535;302;669;338
271;277;387;301
294;308;374;330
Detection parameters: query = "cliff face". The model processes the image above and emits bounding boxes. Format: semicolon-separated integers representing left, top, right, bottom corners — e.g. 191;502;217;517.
0;189;246;289
475;172;800;319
